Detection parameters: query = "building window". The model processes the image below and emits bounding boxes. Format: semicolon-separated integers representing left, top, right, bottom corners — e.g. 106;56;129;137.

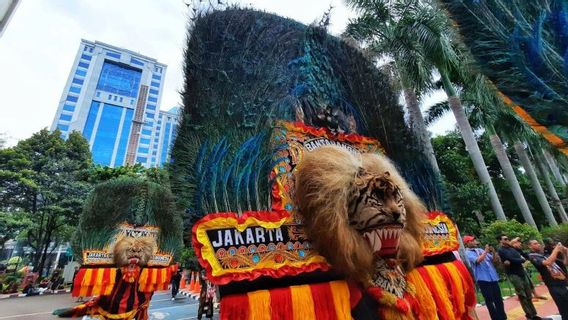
150;81;160;88
96;60;142;98
63;104;75;112
152;74;161;81
145;112;154;118
78;61;89;68
69;86;81;94
108;94;112;100
91;104;123;166
59;114;72;121
140;138;151;145
131;58;144;66
75;69;87;77
138;147;149;154
106;51;121;59
80;54;92;61
72;78;84;85
136;156;147;163
66;95;78;102
83;101;100;142
146;104;156;111
113;96;118;101
141;129;152;135
161;123;172;165
57;124;69;131
148;96;157;103
152;151;157;155
149;88;159;95
114;108;134;166
119;97;123;102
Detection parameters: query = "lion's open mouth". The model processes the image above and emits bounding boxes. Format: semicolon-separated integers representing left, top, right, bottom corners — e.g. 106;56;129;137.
361;224;403;257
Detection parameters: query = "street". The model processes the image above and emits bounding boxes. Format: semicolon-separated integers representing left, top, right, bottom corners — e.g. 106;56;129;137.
0;291;216;320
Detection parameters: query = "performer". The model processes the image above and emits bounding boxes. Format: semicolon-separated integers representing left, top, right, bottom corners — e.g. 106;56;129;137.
171;269;182;300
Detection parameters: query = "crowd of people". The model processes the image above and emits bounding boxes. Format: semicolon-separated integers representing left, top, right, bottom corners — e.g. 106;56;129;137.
464;235;568;320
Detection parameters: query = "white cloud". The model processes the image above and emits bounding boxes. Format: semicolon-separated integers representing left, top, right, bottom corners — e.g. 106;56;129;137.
0;0;454;146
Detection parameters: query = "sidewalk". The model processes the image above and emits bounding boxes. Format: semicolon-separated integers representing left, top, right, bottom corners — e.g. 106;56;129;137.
0;288;70;299
475;284;560;320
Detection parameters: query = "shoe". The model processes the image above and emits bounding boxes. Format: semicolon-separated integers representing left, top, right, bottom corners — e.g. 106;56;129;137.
171;297;175;301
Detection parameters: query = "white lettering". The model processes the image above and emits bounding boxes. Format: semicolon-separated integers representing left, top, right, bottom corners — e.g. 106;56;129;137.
255;228;266;243
234;230;245;245
211;230;223;247
275;228;284;242
224;230;234;246
246;229;255;244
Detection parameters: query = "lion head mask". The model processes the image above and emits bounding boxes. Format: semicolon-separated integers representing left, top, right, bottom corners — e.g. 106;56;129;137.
294;146;425;284
113;236;158;267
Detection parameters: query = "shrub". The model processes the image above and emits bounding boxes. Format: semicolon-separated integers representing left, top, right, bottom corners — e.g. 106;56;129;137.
480;219;541;247
541;223;568;245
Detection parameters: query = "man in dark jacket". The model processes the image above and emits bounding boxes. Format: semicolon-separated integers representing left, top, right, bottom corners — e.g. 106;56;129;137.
171;269;182;300
497;235;544;320
528;240;568;319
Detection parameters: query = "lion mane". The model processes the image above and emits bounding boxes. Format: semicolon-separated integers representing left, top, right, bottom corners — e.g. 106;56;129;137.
112;236;158;267
294;146;425;284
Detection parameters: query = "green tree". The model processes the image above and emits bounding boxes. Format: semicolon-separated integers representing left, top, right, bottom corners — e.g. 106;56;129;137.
346;0;507;220
480;219;541;248
0;212;31;251
0;129;92;274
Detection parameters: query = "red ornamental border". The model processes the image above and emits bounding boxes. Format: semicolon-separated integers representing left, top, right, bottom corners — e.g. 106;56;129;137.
192;210;329;285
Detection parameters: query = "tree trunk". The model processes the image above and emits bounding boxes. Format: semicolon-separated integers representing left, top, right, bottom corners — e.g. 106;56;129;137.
441;73;506;220
513;141;558;227
543;150;566;186
534;150;568;223
403;87;440;173
489;133;536;227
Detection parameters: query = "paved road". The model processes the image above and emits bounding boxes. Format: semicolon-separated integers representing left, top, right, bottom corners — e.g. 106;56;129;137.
0;291;215;320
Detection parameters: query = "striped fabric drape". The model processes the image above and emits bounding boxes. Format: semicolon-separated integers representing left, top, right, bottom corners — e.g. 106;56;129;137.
220;280;351;320
72;268;117;297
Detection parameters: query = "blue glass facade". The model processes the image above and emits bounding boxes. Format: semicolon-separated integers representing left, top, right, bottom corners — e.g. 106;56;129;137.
52;40;169;168
114;108;134;166
82;101;100;142
160;123;172;164
91;104;123;166
96;61;142;98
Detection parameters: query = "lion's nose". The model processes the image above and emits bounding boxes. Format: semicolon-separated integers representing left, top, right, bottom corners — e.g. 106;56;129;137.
392;212;401;222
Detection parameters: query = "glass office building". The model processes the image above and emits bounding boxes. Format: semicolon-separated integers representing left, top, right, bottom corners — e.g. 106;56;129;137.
50;40;176;167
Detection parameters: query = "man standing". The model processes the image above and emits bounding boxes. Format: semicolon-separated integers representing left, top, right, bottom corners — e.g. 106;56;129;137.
527;240;568;319
465;235;507;320
171;269;182;301
497;235;544;320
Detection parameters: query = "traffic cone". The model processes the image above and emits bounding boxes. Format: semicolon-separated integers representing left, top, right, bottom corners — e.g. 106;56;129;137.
189;272;196;291
180;270;187;289
193;273;201;294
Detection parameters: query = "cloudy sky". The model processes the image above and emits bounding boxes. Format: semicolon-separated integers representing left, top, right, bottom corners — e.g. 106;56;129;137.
0;0;453;146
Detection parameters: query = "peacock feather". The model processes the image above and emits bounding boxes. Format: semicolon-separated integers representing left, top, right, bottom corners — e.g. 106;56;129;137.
440;0;568;153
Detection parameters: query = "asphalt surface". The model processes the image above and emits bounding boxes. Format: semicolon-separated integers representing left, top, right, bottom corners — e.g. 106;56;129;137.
0;291;216;320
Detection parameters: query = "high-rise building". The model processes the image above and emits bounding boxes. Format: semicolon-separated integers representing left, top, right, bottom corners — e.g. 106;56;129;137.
149;107;179;167
51;39;175;167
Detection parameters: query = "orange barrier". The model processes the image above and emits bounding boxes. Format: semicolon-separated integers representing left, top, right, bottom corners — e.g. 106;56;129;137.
180;271;187;289
189;272;196;292
193;273;201;294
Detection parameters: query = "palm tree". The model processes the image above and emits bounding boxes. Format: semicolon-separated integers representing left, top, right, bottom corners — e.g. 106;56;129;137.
426;80;538;227
346;0;507;220
530;144;568;223
346;3;440;174
513;141;558;226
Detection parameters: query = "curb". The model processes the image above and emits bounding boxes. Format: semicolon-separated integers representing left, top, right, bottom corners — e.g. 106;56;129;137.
0;289;70;300
180;289;199;301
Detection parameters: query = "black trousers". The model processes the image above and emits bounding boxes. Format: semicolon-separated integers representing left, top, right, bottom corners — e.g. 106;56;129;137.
549;285;568;319
171;282;180;297
478;280;507;320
